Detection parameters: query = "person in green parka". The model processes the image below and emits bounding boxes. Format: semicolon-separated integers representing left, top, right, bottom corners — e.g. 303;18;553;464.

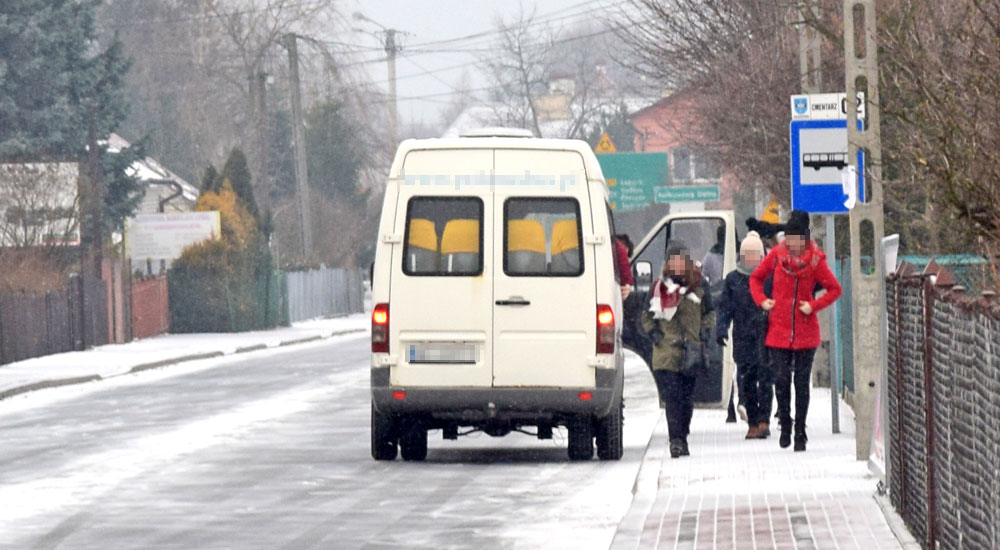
641;241;715;458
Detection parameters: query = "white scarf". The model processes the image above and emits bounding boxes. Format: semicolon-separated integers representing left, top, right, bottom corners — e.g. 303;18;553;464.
649;276;701;321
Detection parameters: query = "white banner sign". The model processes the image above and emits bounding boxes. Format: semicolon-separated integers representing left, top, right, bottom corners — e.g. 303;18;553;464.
791;92;866;121
126;212;221;261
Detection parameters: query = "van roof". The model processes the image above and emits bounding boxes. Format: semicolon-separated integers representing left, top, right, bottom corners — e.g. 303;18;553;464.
388;137;606;182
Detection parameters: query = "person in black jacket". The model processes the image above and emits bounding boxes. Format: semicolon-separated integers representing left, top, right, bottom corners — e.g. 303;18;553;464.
716;231;773;439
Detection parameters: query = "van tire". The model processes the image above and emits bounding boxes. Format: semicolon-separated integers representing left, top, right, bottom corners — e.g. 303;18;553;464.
596;399;624;461
371;404;398;461
400;423;428;462
567;418;594;461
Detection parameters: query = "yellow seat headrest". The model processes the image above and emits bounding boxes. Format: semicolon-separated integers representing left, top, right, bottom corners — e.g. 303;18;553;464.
507;219;546;254
408;218;437;251
551;219;579;255
440;219;480;254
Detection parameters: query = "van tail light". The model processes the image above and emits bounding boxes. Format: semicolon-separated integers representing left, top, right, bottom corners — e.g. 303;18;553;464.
372;303;389;353
597;304;615;354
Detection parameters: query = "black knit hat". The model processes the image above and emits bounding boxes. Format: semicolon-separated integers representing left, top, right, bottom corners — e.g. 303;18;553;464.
784;209;811;238
665;240;690;259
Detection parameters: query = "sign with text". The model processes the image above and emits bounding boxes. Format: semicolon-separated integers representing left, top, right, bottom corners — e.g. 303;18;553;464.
655;185;720;203
597;152;669;211
125;212;221;261
791;92;866;121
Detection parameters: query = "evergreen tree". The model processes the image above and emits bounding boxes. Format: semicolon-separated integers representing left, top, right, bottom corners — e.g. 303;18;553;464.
200;165;219;194
0;0;130;159
217;148;259;221
305;100;365;206
0;0;140;236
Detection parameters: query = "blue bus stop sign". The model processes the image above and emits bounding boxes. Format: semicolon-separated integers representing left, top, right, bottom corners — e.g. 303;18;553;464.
789;119;865;214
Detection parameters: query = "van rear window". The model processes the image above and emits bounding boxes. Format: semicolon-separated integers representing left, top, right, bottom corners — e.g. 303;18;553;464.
403;197;483;276
504;198;583;277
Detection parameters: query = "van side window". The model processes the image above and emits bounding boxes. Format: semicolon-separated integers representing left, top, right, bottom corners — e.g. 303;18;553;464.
504;198;583;277
403;197;483;276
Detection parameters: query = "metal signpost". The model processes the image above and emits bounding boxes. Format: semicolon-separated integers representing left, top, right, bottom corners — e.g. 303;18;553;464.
789;92;865;434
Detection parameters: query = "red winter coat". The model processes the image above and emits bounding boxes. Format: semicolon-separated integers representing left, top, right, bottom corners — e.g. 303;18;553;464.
749;241;842;350
614;238;634;286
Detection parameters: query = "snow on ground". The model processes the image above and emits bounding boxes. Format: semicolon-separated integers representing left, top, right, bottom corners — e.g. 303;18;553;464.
0;314;368;397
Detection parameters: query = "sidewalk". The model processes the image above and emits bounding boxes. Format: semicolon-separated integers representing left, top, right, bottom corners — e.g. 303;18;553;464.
613;388;916;550
0;315;368;400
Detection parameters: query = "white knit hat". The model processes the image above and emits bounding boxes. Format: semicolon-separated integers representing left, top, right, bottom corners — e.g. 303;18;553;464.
741;231;764;256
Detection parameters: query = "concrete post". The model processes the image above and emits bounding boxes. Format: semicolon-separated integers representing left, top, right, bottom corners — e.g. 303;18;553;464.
844;0;887;460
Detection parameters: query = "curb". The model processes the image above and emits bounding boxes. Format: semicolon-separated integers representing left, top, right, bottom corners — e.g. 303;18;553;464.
609;415;668;550
0;327;366;402
0;375;103;401
874;492;922;549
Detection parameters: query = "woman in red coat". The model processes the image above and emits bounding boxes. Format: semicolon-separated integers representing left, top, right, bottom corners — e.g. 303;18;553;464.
749;210;842;452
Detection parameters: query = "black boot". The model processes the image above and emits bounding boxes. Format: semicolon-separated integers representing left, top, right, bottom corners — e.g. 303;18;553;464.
779;427;792;449
669;439;684;459
794;430;807;452
680;439;690;456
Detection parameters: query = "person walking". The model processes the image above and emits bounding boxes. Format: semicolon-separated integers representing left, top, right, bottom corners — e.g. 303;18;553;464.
716;231;772;439
614;234;634;301
750;210;841;452
641;241;715;458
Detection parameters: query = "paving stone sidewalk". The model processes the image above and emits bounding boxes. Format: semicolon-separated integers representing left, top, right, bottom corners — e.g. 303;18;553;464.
614;388;916;550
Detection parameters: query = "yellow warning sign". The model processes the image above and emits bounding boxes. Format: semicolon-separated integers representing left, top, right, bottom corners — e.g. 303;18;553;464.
762;197;781;224
594;132;617;153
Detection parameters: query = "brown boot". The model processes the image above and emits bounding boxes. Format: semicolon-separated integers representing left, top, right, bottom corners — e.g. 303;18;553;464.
745;424;761;439
757;422;771;439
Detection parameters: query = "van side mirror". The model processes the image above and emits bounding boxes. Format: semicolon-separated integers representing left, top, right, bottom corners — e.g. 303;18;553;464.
634;261;653;294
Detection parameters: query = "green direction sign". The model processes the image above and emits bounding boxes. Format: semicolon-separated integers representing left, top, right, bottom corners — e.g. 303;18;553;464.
654;185;720;203
596;152;669;211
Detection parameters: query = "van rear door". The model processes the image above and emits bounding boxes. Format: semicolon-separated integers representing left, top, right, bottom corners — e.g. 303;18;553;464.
491;149;596;388
389;149;493;388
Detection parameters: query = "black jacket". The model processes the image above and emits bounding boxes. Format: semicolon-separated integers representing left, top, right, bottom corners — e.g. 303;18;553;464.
715;269;768;366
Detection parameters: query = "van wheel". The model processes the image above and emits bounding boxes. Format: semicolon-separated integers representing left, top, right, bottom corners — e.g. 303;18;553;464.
371;404;398;461
400;422;428;462
567;417;594;461
597;399;624;461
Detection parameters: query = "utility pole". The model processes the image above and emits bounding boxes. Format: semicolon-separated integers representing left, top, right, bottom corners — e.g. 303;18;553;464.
285;33;313;257
256;71;270;208
384;29;399;146
78;100;103;349
796;2;842;435
844;0;887;461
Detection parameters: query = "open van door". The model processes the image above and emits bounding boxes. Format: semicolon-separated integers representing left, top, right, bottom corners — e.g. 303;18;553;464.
622;211;737;407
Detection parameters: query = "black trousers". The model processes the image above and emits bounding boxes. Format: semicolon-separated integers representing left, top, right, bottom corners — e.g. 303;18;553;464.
769;347;817;433
738;360;775;425
653;370;697;441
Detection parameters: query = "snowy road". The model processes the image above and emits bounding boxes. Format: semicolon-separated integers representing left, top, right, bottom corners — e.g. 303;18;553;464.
0;333;661;550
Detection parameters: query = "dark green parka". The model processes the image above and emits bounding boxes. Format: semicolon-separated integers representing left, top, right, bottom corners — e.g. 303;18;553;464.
640;286;715;373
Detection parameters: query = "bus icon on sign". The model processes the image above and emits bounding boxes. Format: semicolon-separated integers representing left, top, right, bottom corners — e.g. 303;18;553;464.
803;152;848;171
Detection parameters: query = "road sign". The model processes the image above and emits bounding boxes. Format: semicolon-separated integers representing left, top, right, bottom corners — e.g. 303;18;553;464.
594;132;617;153
597;152;668;211
789;119;865;214
790;92;866;121
654;185;720;203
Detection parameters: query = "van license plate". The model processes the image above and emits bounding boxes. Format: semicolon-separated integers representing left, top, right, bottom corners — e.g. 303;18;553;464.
408;343;476;364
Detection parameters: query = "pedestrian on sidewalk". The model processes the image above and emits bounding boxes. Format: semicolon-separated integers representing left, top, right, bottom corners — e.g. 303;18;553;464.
641;241;715;458
716;231;773;440
750;210;842;452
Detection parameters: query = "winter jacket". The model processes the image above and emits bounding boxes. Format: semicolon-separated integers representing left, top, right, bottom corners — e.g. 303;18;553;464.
715;269;768;366
749;241;842;350
640;286;715;373
614;239;634;286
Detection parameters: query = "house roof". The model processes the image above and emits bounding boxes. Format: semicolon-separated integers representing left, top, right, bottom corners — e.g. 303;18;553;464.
104;134;199;203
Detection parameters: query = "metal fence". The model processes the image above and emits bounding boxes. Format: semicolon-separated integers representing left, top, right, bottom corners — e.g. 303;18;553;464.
885;260;1000;549
284;266;364;323
0;275;109;365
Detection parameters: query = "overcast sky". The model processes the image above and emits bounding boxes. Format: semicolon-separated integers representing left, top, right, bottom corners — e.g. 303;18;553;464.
344;0;614;132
